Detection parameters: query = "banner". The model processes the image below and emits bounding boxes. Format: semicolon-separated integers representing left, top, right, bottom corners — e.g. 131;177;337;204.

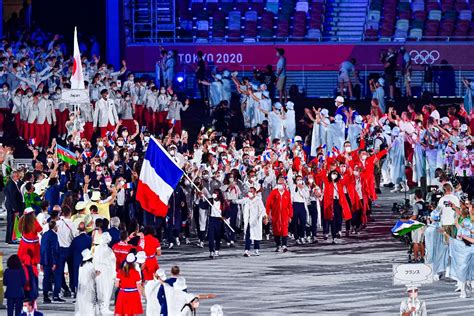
125;43;474;72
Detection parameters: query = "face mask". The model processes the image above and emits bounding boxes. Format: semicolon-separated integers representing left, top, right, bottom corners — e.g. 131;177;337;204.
22;307;29;313
340;166;346;173
120;180;126;186
335;102;339;107
212;193;218;199
98;141;104;147
360;155;367;161
130;144;136;150
3;87;8;92
122;132;129;138
47;158;53;163
248;192;254;198
144;136;150;142
249;151;255;157
354;170;360;176
184;179;190;186
408;292;418;299
132;156;139;161
308;178;314;183
117;141;124;147
169;150;176;156
229;178;234;183
27;92;32;97
96;171;102;176
203;174;209;180
297;180;303;185
345;146;351;152
277;184;284;191
105;181;112;187
251;177;257;182
331;174;338;180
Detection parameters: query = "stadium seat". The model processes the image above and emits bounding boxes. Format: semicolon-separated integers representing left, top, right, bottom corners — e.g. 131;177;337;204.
227;11;242;41
307;28;321;41
243;10;258;41
428;10;443;21
196;20;210;42
409;28;423;40
266;0;279;15
459;9;473;21
368;10;381;23
296;1;309;13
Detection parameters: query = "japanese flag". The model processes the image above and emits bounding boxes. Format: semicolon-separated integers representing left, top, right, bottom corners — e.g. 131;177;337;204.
70;27;85;90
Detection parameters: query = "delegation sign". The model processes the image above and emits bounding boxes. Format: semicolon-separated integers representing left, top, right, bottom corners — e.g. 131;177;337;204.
393;263;433;286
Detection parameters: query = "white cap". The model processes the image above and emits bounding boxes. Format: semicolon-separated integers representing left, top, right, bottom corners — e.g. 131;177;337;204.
335;96;344;103
262;91;270;98
383;125;391;134
222;70;230;77
354;115;363;124
126;253;136;263
440;117;449;124
91;191;101;201
274;102;282;110
392;126;401;136
75;201;87;211
215;74;222;80
378;78;385;85
174;277;187;291
335;114;343;122
81;249;92;261
156;268;166;280
260;83;267;90
24;207;35;214
286;101;294;110
294;135;302;142
320;108;329;117
379;117;388;125
210;304;224;316
460;124;468;132
136;251;146;264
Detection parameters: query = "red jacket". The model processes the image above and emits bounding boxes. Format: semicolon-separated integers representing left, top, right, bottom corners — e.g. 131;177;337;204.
314;171;352;221
350;149;387;201
266;188;293;236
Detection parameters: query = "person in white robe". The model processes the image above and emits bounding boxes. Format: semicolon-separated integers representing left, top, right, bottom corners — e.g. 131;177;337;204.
235;187;267;256
284;101;296;142
75;249;98;316
145;269;166;316
93;232;116;314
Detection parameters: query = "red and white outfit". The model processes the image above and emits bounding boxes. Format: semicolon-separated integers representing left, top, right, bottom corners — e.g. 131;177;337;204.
115;268;143;315
265;188;293;237
18;219;42;265
93;97;119;137
35;98;56;148
142;234;160;281
25;97;38;141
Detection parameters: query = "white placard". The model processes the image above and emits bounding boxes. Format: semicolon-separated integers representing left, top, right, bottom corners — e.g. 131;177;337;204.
393;263;433;286
62;89;89;103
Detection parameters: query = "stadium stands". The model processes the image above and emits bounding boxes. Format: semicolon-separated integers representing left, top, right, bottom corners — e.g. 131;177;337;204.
128;0;474;42
364;0;474;41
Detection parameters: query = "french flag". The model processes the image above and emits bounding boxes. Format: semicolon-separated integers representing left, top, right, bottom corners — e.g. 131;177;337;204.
136;137;184;217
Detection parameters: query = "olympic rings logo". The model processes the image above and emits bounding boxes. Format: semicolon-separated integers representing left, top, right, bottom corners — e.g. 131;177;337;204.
409;50;440;65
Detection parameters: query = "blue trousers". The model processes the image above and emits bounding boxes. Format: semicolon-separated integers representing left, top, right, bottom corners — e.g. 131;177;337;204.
305;201;318;237
7;297;23;316
226;203;239;241
208;217;223;252
323;199;343;239
244;225;260;250
292;202;307;239
43;264;57;298
54;247;72;297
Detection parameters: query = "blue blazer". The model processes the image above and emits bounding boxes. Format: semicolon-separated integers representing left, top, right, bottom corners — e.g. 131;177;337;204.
20;311;44;316
108;227;120;247
40;230;59;266
71;232;92;264
3;268;26;298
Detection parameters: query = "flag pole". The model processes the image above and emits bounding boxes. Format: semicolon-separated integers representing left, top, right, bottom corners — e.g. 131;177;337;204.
180;169;235;233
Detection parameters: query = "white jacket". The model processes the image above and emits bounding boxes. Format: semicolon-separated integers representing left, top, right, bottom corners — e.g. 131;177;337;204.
237;196;266;241
26;99;39;123
36;98;56;125
93;97;119;127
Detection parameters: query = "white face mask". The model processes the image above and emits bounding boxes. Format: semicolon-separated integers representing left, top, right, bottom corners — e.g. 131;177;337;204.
308;178;314;184
184;179;190;186
98;141;104;147
212;193;218;199
248;192;254;198
354;170;360;176
47;158;53;163
229;178;234;183
117;141;124;147
340;166;346;173
335;102;339;107
120;180;126;186
277;184;284;191
331;174;338;180
345;146;351;152
360;155;367;161
296;180;303;185
122;132;129;138
132;156;139;161
144;136;150;142
22;307;29;313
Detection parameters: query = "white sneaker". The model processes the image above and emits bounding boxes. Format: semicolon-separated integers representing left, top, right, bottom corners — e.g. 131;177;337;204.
300;238;306;244
266;234;270;240
390;185;401;193
230;240;235;247
175;237;181;246
433;274;440;281
275;246;282;252
296;239;302;245
227;242;231;246
282;246;288;253
215;250;220;257
254;249;260;256
243;250;250;257
197;241;204;248
305;236;312;243
168;243;174;249
185;238;191;245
